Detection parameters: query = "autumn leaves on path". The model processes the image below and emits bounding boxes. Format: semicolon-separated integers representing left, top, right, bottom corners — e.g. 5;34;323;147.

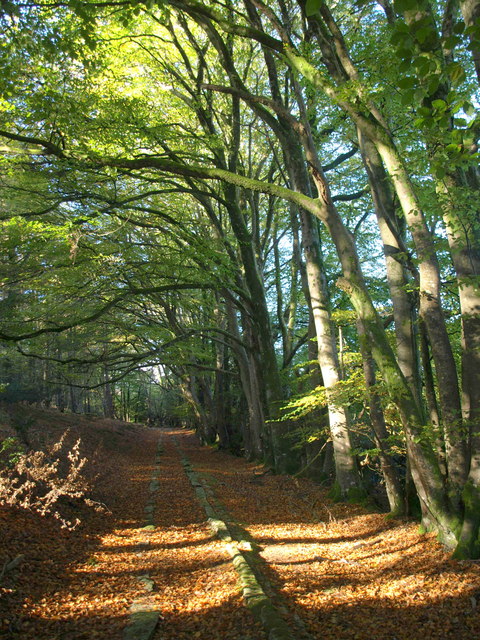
121;429;267;640
135;428;480;640
149;429;480;640
2;417;480;640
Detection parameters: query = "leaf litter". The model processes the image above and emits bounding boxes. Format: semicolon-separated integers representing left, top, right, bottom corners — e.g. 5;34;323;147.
0;408;479;640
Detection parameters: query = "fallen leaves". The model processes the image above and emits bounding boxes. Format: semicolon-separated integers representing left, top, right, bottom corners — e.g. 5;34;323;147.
177;429;480;640
1;411;480;640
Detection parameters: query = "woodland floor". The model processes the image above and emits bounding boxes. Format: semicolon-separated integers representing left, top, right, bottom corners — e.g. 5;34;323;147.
1;408;480;640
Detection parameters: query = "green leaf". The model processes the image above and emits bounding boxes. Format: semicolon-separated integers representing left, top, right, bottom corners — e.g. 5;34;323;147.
393;0;418;11
401;88;415;105
392;20;410;34
416;26;433;45
397;76;416;89
431;99;447;112
390;30;412;46
414;55;433;75
398;59;412;72
445;143;461;153
438;115;450;128
396;47;413;61
417;106;431;116
427;77;440;95
414;88;425;102
463;101;475;117
443;35;460;51
305;0;322;17
447;62;466;85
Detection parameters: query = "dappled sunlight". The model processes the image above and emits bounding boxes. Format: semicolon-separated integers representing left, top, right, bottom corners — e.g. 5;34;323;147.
1;416;263;640
179;427;480;640
2;417;480;640
242;514;480;639
1;5;478;639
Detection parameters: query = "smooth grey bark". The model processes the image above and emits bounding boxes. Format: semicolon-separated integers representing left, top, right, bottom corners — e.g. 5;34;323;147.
357;130;422;405
436;177;480;494
237;30;362;490
69;384;78;414
401;1;479;498
130;5;450;527
103;364;115;419
419;320;448;478
235;8;363;492
126;0;480;553
222;189;285;467
460;0;480;84
11;0;472;549
402;4;480;547
290;4;466;491
404;1;480;536
285;209;301;365
193;17;285;420
272;220;302;370
179;375;212;443
185;10;358;472
299;202;360;494
212;305;230;449
96;142;457;539
164;17;285;425
225;298;265;459
224;191;284;409
273;224;289;360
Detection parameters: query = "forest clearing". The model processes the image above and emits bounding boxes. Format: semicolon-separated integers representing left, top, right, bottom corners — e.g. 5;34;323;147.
1;407;480;640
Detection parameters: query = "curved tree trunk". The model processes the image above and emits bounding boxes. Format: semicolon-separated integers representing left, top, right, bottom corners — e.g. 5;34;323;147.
225;298;265;459
460;0;480;85
357;130;422;404
299;205;360;495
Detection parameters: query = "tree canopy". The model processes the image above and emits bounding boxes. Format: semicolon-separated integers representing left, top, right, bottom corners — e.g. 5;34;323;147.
0;0;479;557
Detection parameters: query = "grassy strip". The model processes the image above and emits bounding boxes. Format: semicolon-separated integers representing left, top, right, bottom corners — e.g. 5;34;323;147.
174;438;298;640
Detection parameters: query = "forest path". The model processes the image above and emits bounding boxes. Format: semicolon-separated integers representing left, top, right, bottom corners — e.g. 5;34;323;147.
1;412;480;640
143;427;480;640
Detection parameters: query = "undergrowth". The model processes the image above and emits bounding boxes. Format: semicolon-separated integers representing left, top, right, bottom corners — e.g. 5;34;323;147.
0;430;106;529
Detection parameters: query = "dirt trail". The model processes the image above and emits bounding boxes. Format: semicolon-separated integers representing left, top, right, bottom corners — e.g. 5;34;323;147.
171;429;480;640
1;414;480;640
124;428;267;640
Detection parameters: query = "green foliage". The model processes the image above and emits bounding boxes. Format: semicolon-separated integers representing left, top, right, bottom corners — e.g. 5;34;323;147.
305;0;323;17
0;0;477;550
277;385;327;422
278;366;370;423
0;437;24;469
331;309;357;326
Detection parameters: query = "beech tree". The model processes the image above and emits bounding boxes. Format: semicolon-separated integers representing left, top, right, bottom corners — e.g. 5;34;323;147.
0;0;479;556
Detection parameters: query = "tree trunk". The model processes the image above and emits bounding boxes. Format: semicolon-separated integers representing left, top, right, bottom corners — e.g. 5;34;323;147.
225;298;265;459
299;206;361;495
460;0;480;85
285;4;466;492
437;177;480;462
357;321;405;514
419;321;447;478
223;190;284;414
357;129;422;404
103;366;115;419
